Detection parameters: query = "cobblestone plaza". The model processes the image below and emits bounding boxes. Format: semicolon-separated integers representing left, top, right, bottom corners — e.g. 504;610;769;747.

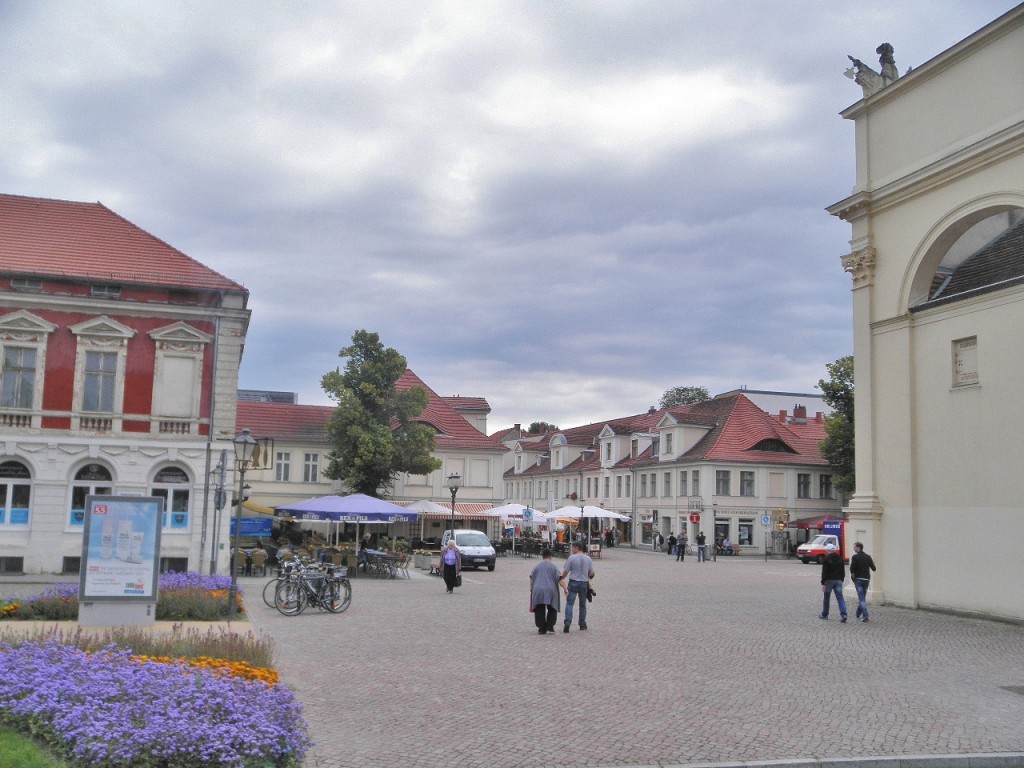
245;548;1024;768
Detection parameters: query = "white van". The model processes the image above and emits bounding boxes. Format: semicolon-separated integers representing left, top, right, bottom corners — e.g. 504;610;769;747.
440;529;496;571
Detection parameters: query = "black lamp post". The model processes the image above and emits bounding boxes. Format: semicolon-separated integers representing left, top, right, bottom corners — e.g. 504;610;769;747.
447;473;462;537
227;427;256;619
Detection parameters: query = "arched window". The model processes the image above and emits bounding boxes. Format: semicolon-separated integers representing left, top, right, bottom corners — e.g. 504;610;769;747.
151;465;191;531
0;460;32;527
70;464;113;527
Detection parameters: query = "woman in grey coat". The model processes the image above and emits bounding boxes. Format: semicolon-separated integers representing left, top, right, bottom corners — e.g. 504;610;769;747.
529;548;566;634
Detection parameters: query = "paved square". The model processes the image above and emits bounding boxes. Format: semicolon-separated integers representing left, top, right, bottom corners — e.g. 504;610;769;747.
244;549;1024;768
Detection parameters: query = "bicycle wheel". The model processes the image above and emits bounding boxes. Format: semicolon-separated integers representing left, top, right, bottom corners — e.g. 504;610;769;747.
262;577;283;608
274;580;306;616
324;578;352;613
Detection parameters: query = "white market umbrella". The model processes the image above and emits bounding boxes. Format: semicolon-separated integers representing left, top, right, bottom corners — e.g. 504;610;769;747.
550;504;629;521
405;499;453;539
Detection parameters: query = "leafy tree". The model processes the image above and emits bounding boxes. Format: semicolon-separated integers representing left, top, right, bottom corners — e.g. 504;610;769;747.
658;385;710;409
321;330;441;497
817;355;855;494
528;421;558;433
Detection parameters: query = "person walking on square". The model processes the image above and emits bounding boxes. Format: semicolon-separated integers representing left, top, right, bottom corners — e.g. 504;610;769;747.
819;543;848;622
529;548;566;634
676;530;688;561
697;531;707;562
667;532;677;557
441;539;461;594
850;541;877;622
561;541;595;632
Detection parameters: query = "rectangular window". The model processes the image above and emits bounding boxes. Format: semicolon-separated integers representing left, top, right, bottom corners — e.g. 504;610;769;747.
83;351;116;412
797;473;811;499
665;433;673;453
604;443;611;461
640;475;647;497
90;284;122;299
663;472;671;497
738;519;754;546
553;480;559;498
819;474;833;500
1;347;36;409
303;453;319;483
692;470;700;496
631;439;638;458
601;477;609;498
624;475;631;498
276;452;291;482
953;336;978;387
650;473;657;497
740;471;755;497
615;476;622;498
679;471;687;496
715;470;731;496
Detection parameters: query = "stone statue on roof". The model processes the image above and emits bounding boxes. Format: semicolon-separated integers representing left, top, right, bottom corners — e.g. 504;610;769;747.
845;42;900;97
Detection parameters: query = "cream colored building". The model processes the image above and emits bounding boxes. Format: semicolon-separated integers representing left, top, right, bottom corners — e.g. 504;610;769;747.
828;6;1024;621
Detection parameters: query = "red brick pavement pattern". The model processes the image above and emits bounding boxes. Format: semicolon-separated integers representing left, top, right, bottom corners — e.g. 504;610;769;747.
243;550;1024;768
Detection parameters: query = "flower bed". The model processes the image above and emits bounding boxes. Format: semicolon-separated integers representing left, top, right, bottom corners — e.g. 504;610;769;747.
0;639;309;767
0;573;244;622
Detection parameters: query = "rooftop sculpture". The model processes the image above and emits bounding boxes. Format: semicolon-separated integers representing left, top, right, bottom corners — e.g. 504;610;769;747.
845;42;900;97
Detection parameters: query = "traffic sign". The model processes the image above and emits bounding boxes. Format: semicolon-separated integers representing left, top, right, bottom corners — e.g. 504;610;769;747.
689;513;701;524
761;514;771;526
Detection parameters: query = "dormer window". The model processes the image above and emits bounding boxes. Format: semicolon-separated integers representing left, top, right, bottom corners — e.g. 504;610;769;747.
91;284;122;299
11;278;42;293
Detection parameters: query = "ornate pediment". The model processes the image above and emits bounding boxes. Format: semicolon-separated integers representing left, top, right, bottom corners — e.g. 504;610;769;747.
0;309;58;341
148;322;213;348
69;315;136;340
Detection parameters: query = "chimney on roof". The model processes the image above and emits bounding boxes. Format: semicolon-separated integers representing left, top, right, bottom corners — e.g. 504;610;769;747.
514;423;521;431
648;405;656;414
815;412;824;423
793;404;808;423
778;410;787;423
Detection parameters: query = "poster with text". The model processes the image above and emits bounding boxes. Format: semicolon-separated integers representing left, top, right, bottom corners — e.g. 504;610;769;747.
79;495;164;601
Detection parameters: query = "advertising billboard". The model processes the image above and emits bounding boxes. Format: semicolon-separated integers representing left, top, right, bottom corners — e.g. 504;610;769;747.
79;495;164;602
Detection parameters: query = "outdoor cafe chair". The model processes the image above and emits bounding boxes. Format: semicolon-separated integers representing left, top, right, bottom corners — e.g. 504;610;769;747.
250;549;267;577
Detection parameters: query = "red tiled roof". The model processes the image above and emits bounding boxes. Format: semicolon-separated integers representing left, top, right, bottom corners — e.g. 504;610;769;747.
236;401;334;442
443;396;490;412
0;193;245;293
699;395;827;464
397;370;507;452
236;371;506;454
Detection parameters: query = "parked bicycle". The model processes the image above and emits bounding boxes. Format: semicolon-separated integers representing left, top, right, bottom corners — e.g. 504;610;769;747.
261;557;313;608
274;563;351;616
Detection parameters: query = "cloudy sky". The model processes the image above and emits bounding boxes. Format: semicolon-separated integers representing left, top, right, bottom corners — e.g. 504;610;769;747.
2;1;1017;431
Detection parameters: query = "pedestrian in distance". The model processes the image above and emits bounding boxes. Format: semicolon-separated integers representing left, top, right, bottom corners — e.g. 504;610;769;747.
697;531;707;562
677;530;688;562
667;532;677;556
441;539;461;594
850;541;877;622
819;542;848;622
560;541;596;632
529;548;566;634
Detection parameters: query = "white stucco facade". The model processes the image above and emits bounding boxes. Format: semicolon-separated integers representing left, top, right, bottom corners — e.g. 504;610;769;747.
828;6;1024;620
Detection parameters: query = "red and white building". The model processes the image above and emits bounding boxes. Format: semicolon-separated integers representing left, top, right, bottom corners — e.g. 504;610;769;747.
0;193;250;575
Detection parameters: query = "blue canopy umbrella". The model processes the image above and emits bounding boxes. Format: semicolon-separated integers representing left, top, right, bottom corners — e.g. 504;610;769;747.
277;493;418;523
276;494;419;547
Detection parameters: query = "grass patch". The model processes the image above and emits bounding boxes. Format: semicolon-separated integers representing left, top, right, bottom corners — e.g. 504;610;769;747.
0;726;67;768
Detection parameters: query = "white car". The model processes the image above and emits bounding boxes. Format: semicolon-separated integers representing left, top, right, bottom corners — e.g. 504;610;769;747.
440;529;496;571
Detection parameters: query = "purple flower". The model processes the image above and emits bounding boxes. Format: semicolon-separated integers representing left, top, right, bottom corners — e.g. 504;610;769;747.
0;639;310;767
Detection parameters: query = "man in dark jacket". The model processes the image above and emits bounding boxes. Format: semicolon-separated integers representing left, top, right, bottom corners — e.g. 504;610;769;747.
819;543;848;622
849;541;877;622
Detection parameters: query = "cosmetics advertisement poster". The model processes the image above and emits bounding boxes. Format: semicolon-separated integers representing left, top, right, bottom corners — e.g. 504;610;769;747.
80;495;164;601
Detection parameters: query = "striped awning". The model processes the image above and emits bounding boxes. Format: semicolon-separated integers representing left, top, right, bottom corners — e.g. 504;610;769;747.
408;502;496;519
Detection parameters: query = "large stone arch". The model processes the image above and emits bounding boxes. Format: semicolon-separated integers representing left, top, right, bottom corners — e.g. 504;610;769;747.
901;193;1024;311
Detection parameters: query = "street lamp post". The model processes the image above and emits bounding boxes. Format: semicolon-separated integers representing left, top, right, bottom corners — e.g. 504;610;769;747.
447;473;462;538
228;427;256;619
